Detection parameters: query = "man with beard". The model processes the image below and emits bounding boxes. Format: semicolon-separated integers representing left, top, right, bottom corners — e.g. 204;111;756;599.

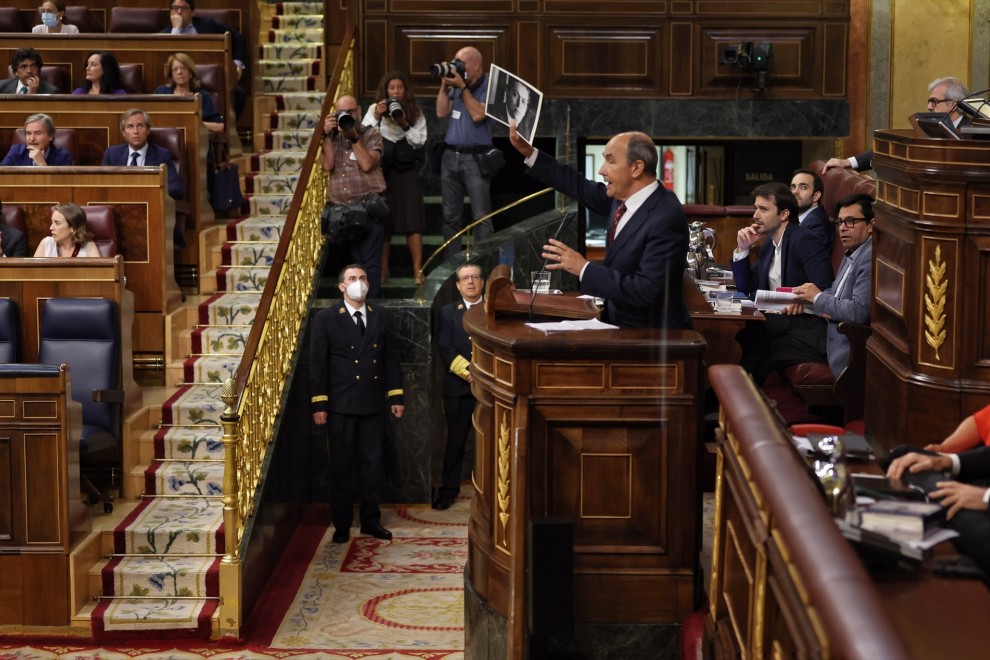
731;182;833;383
790;168;833;251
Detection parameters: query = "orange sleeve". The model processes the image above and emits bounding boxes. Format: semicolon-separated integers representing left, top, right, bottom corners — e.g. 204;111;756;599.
975;404;990;446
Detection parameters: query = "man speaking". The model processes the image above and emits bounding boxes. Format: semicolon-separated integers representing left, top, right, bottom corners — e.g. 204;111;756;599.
508;123;691;328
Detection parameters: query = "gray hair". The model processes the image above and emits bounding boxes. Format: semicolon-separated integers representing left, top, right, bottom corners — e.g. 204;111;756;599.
626;134;658;177
929;76;969;101
24;113;55;138
119;108;152;132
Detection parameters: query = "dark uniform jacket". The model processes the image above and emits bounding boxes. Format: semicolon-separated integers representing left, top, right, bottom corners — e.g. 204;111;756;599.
438;299;475;398
309;300;403;416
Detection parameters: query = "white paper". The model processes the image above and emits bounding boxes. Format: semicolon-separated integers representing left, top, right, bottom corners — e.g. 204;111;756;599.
525;319;619;333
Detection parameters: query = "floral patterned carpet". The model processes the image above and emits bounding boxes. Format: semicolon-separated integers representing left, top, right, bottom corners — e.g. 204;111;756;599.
0;493;472;660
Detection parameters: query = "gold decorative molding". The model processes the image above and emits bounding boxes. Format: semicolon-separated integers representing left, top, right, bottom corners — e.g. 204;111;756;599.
496;410;511;547
924;245;948;362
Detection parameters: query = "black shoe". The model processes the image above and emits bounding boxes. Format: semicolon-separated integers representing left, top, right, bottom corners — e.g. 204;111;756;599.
332;529;350;543
360;523;392;540
432;495;455;510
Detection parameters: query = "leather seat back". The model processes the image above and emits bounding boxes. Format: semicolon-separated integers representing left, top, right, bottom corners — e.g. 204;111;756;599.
81;205;118;257
0;299;19;364
38;298;120;455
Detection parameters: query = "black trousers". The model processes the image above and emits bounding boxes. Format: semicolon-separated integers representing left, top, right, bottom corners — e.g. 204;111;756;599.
737;313;827;383
440;394;475;497
350;217;385;299
328;411;385;531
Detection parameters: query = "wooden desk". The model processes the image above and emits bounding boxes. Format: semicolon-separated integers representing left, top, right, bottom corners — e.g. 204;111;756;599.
464;307;706;655
0;33;240;151
0;364;90;626
0;170;179;361
707;364;990;658
684;276;762;366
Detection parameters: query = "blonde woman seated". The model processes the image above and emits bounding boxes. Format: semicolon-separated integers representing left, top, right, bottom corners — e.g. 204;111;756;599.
34;203;100;258
154;53;225;133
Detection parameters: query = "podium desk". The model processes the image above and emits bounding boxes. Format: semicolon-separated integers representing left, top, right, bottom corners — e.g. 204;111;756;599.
463;307;706;654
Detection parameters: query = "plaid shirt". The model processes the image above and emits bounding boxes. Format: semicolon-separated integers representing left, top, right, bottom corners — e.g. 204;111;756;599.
327;127;386;205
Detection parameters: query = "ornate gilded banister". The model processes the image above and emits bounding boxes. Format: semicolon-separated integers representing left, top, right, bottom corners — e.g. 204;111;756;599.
217;24;357;637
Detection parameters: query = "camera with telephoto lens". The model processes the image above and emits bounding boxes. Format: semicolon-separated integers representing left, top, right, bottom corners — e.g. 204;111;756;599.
387;97;404;120
335;109;356;132
430;59;466;81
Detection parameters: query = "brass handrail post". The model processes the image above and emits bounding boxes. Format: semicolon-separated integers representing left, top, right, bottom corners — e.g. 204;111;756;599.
218;377;242;635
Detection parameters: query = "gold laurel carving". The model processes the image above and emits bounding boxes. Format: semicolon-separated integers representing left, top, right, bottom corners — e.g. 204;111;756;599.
496;411;511;545
924;245;948;361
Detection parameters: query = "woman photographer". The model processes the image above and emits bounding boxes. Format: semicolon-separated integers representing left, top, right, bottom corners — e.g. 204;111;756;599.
362;70;427;283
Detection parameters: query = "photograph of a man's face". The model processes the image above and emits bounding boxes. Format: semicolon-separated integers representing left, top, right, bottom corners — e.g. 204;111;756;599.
485;65;542;144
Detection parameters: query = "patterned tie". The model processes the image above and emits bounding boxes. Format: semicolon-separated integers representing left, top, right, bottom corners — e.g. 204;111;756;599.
354;311;365;336
607;203;626;245
18;87;28;94
130;151;140;166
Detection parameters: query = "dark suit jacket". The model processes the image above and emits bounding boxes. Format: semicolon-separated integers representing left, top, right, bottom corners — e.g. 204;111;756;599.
0;224;28;258
955;444;990;481
438;300;474;398
527;151;691;329
160;16;247;69
309;301;403;416
103;143;184;201
0;143;73;166
732;222;834;297
0;77;60;94
799;205;833;252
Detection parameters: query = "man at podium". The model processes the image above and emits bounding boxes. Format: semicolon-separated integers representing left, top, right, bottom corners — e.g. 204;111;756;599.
507;123;691;328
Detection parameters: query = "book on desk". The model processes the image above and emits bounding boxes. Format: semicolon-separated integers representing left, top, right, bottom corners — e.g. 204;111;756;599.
860;500;947;541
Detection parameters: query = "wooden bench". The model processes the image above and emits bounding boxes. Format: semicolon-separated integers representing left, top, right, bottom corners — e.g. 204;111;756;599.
0;363;89;626
0;169;179;364
0;33;241;152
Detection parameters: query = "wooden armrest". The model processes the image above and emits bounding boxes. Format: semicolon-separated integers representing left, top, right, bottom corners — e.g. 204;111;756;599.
834;322;873;422
93;388;126;404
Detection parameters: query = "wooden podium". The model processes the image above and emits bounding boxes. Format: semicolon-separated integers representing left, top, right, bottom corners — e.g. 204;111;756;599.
463;278;706;656
868;129;990;449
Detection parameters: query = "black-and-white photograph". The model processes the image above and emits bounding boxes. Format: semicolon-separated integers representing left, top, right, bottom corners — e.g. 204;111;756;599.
485;65;542;144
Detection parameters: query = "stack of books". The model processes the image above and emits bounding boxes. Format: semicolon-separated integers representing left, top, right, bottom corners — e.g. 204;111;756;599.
859;500;946;542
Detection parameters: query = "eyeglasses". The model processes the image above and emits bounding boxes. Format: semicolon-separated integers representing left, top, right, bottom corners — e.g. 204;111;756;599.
832;217;869;228
458;274;482;282
927;97;953;107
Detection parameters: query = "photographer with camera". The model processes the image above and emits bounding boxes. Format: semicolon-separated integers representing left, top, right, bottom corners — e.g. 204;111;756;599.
321;95;388;298
363;71;428;283
435;46;495;260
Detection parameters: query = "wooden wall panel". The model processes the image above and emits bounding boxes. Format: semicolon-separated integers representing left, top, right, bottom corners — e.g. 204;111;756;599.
0;435;11;542
546;27;663;94
353;1;849;102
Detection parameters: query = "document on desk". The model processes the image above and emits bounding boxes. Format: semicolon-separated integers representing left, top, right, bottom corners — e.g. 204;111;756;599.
525;318;619;333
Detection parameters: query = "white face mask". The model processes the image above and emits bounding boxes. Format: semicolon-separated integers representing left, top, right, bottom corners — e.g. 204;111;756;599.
345;280;368;302
41;12;59;28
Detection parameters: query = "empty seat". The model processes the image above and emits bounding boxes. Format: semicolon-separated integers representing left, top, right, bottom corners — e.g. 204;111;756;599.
38;298;124;510
196;63;226;120
107;7;164;33
1;203;27;235
81;205;118;257
0;299;19;364
15;127;81;165
193;8;240;31
119;63;145;94
0;7;23;32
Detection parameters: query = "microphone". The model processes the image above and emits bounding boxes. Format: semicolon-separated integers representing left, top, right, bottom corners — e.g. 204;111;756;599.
529;212;574;321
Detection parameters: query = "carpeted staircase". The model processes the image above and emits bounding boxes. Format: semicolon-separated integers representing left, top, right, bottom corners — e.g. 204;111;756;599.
90;1;324;638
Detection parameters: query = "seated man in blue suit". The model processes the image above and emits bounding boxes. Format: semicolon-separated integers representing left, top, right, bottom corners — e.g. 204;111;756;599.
732;181;834;383
790;168;833;252
0;113;73;166
507;123;691;329
102;108;186;246
784;192;874;379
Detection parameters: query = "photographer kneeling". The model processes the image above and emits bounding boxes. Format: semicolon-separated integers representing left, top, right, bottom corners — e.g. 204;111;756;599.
321;95;389;298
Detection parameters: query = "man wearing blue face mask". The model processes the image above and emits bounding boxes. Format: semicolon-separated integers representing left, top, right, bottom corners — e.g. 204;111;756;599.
310;264;405;544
